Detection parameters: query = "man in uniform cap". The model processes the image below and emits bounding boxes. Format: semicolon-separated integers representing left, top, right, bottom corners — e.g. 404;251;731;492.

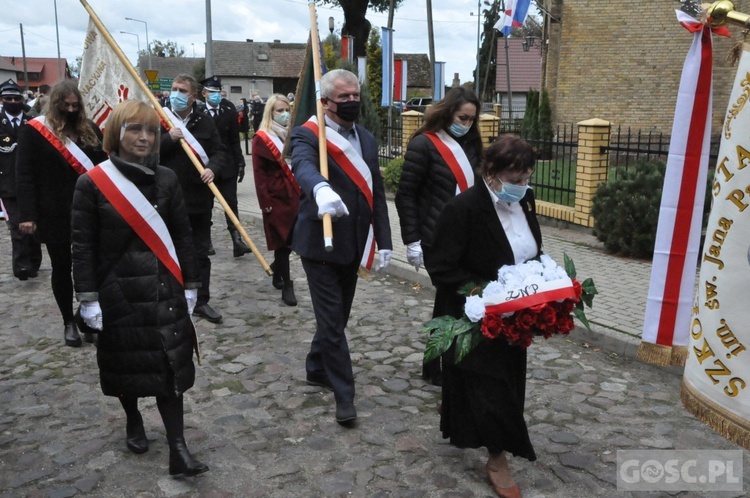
200;76;249;257
0;79;42;280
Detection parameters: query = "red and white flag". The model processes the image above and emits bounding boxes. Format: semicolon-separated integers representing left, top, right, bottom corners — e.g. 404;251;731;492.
78;18;150;130
638;11;729;366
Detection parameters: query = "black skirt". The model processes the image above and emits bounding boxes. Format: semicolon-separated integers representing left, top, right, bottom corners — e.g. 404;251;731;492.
440;336;537;461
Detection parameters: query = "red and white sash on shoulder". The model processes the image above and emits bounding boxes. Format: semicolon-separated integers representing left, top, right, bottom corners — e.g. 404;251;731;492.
87;160;184;286
424;130;474;194
27;116;96;175
255;130;300;194
303;117;377;269
162;108;210;166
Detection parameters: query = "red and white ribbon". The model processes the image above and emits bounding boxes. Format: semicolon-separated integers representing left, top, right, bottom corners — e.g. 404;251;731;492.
87;160;183;286
424;130;475;194
640;11;725;363
303;117;377;269
27;116;96;175
484;278;576;315
255;130;300;194
162;107;210;166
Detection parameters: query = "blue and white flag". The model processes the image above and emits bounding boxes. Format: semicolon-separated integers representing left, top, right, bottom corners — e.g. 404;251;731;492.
433;62;446;101
381;27;394;107
494;0;532;37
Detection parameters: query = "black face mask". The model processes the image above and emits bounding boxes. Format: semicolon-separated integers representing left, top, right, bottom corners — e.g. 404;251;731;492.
330;99;360;123
2;101;23;115
65;111;80;123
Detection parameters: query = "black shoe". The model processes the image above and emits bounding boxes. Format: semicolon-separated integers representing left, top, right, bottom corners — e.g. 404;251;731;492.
193;303;222;323
126;422;149;454
169;438;209;476
231;231;251;257
16;268;29;281
306;372;334;391
64;322;82;347
207;243;216;256
83;332;98;346
281;282;297;306
29;270;38;278
335;402;357;426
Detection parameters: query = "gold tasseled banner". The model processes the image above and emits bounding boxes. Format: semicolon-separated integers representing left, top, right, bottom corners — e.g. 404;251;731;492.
636;341;675;366
681;380;750;451
670;345;688;366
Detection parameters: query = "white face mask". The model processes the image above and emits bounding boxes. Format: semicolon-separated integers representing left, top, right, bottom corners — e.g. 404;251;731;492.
273;111;291;127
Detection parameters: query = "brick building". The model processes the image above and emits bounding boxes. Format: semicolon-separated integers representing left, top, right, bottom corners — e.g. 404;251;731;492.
542;0;750;132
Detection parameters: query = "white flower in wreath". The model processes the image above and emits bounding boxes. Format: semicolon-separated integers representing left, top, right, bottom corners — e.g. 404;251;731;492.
522;273;546;288
482;280;506;300
464;294;486;322
520;259;544;278
497;266;522;287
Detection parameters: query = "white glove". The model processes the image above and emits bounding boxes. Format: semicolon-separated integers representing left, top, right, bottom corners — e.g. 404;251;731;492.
406;241;424;272
80;301;103;331
314;185;349;219
185;289;198;315
377;249;392;271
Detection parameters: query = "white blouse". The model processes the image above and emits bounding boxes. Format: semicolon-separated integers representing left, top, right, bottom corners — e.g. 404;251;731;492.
484;181;538;264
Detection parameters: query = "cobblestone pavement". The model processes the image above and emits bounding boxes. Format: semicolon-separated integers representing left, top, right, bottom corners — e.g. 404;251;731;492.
2;206;750;497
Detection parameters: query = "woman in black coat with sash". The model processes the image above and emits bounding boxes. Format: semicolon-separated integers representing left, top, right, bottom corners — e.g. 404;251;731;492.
426;136;541;498
71;101;208;477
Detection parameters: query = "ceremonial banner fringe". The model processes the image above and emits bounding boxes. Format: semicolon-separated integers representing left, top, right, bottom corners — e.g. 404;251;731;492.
78;18;149;129
638;11;718;366
682;43;750;450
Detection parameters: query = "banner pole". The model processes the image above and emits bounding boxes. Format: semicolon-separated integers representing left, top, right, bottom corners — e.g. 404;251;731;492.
79;0;271;275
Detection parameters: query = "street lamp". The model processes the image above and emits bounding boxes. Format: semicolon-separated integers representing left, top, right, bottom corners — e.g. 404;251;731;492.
329;17;334;34
125;17;151;69
522;36;540;52
120;31;140;62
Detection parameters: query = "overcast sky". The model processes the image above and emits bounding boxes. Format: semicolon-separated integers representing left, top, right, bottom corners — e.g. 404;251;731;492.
1;0;521;96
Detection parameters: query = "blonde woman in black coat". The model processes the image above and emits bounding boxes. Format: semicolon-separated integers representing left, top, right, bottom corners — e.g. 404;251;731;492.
71;100;208;476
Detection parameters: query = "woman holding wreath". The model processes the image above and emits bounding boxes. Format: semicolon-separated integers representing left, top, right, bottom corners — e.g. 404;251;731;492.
425;135;540;498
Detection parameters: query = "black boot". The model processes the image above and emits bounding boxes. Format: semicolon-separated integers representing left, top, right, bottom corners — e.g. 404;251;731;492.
282;281;297;306
64;321;82;347
231;230;250;257
270;261;283;289
120;396;148;454
157;395;209;477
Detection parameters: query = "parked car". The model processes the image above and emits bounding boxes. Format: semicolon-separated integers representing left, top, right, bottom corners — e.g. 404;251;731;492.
402;96;433;113
393;100;406;112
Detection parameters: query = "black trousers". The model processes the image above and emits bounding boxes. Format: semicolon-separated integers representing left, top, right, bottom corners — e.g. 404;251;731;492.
1;197;42;278
214;176;239;232
188;212;212;306
45;238;74;323
301;257;360;403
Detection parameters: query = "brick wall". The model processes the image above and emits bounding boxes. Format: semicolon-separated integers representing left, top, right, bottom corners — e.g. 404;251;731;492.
546;0;750;132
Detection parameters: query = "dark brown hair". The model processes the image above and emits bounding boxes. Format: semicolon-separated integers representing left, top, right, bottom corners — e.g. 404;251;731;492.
412;86;483;156
47;79;100;148
482;135;536;177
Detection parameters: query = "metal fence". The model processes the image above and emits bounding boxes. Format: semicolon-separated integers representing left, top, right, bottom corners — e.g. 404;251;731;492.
378;115;404;168
521;124;579;207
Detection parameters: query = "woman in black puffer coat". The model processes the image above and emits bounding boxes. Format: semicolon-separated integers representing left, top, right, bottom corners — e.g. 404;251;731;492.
395;87;483;386
71;100;208;477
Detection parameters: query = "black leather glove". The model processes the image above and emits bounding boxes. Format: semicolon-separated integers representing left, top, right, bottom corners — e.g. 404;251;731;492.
237;165;245;183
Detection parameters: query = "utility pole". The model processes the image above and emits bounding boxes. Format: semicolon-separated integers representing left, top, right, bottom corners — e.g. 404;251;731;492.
426;0;436;97
20;24;29;92
54;0;62;79
205;0;214;77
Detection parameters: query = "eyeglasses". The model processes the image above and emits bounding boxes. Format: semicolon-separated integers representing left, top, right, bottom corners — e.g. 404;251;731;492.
122;123;158;135
489;174;531;187
1;95;23;102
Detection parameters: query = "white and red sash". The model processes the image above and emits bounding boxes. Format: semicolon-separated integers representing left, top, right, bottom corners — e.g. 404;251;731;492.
87;160;183;286
255;130;300;194
303;117;377;269
162;108;210;166
27;116;96;175
424;130;474;194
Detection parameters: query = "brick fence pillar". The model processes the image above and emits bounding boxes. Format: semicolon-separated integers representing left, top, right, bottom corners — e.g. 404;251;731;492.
401;110;423;155
574;118;611;227
493;103;503;119
479;113;500;147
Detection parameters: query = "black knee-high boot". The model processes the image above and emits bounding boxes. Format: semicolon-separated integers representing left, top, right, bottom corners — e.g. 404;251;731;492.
156;394;209;476
119;395;148;454
275;249;296;306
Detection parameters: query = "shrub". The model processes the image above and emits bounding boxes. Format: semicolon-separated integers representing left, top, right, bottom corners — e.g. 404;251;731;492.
591;161;666;258
382;157;404;193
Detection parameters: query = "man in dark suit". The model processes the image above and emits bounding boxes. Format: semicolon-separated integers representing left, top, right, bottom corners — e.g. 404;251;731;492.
200;76;249;257
290;69;392;426
161;74;226;323
0;79;42;280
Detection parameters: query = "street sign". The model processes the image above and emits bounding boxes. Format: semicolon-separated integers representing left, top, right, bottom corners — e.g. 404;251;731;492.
144;70;158;83
148;78;174;92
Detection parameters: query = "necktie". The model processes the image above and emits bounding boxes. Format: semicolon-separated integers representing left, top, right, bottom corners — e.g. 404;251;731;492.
210;108;217;117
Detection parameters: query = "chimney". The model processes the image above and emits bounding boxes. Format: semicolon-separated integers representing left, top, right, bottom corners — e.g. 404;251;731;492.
273;39;281;44
452;72;460;88
246;39;253;43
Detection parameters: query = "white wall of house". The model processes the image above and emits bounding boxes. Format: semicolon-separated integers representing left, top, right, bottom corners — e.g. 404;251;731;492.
222;77;273;101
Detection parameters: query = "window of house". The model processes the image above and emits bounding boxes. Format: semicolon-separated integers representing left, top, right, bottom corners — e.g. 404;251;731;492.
231;86;242;94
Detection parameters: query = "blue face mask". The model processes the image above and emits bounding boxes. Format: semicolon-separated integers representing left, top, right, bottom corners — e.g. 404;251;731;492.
449;121;470;137
170;91;190;112
207;92;222;106
273;111;291;126
494;182;529;204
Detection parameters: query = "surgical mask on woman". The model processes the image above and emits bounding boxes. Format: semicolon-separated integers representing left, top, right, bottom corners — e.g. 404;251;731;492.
273;111;291;127
449;121;470;137
207;92;222;106
170;91;190;112
493;182;529;204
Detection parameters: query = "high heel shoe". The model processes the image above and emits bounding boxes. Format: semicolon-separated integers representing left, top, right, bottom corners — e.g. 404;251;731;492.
126;422;148;454
485;463;522;498
169;437;209;476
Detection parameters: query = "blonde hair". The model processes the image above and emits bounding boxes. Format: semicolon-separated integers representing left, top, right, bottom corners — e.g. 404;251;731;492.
259;94;291;134
102;100;160;155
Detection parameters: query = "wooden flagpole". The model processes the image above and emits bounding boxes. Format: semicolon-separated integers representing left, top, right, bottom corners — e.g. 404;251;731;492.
79;0;271;275
307;0;334;251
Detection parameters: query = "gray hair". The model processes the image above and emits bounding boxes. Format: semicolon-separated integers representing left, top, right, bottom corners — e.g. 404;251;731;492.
320;69;359;98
